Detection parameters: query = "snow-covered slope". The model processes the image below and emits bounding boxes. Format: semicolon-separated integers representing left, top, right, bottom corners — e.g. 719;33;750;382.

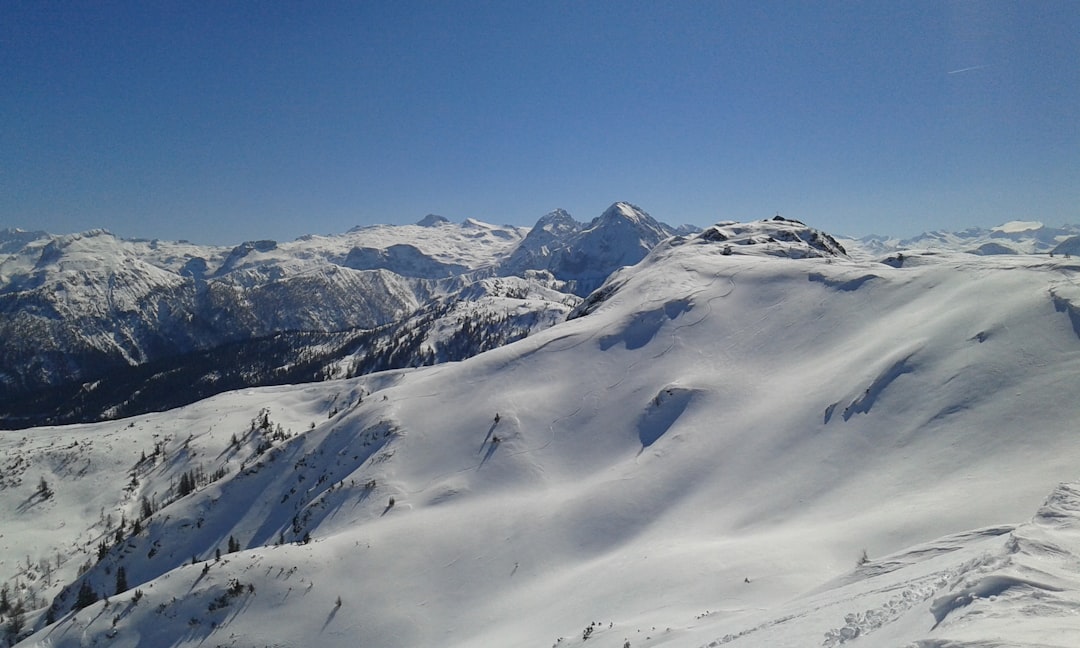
5;217;1080;646
326;274;581;379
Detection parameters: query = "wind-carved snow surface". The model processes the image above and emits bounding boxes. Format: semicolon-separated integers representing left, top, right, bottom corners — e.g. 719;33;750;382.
5;217;1080;646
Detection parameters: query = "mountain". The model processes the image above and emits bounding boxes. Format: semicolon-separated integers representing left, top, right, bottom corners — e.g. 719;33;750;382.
501;202;686;295
844;220;1080;257
4;216;1080;646
0;220;512;427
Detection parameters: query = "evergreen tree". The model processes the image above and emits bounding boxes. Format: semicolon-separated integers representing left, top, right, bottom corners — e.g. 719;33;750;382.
115;566;128;594
4;600;24;645
74;580;98;611
0;583;9;614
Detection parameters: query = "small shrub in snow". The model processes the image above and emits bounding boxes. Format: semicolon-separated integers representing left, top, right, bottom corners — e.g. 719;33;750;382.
37;476;52;499
208;579;249;612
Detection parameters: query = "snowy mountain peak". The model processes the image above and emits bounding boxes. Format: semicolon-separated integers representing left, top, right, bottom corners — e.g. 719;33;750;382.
533;208;580;235
461;217;491;229
500;203;678;296
417;214;450;227
0;228;50;254
592;201;658;229
993;220;1044;233
213;239;280;276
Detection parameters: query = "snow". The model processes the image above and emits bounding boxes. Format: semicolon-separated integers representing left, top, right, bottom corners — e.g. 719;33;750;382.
0;219;534;414
993;220;1044;233
844;220;1080;257
5;218;1080;646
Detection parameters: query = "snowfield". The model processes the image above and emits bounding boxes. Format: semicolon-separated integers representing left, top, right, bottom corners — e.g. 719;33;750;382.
4;217;1080;647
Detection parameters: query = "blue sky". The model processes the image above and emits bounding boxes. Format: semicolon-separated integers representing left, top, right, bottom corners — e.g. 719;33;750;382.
2;1;1077;245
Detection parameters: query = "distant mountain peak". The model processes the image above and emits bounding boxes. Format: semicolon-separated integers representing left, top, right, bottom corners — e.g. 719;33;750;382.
993;220;1044;233
500;203;678;296
417;214;450;227
461;217;490;229
595;201;652;226
533;209;581;235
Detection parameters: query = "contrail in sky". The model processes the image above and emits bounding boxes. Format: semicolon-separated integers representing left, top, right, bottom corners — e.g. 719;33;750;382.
947;64;991;75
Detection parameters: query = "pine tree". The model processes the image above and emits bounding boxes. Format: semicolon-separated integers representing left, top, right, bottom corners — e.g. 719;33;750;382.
115;566;128;594
178;472;193;497
0;583;9;614
74;580;98;611
4;600;25;645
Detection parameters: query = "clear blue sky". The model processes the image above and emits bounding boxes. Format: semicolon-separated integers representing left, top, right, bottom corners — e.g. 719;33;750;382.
2;1;1077;244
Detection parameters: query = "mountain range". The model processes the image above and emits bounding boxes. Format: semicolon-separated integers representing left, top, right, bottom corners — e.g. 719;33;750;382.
0;202;685;428
3;209;1080;646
